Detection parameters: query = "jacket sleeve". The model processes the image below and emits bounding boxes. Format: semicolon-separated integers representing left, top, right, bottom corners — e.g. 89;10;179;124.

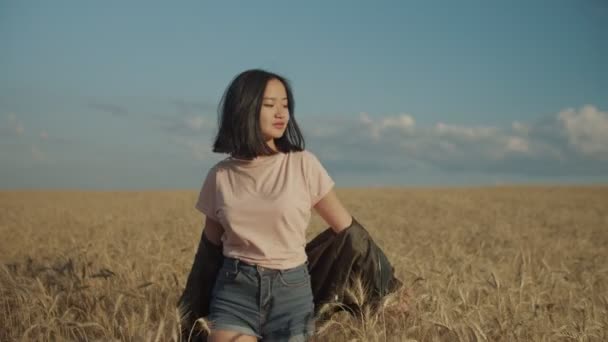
306;216;403;321
177;228;224;341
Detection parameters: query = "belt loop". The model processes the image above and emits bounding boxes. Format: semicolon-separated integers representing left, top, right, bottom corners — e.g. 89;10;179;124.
233;258;240;273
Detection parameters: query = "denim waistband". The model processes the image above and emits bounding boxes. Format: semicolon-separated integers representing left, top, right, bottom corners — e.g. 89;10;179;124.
223;256;308;275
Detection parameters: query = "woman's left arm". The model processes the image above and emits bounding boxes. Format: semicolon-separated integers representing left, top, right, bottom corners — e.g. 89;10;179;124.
313;189;353;234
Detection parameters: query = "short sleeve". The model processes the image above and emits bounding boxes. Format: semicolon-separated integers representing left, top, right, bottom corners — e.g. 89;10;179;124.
195;166;219;220
303;150;335;207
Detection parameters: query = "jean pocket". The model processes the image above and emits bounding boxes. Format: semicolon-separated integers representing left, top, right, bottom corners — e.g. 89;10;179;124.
278;265;309;288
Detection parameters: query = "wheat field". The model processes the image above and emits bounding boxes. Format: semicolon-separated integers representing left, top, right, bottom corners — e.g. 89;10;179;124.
1;186;607;341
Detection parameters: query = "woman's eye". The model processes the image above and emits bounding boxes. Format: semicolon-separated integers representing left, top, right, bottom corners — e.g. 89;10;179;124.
263;104;273;107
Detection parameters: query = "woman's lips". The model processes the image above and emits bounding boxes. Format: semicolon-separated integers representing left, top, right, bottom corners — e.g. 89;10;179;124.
273;123;285;128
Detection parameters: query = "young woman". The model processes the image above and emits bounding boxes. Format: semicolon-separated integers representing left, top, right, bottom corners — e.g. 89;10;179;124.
195;69;353;342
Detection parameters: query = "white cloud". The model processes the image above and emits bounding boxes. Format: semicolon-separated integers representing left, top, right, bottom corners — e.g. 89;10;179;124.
303;104;608;178
175;137;208;161
558;105;608;160
185;116;207;131
435;122;497;141
512;121;529;136
358;112;380;140
359;112;372;125
438;140;457;152
31;144;45;162
506;136;529;153
172;136;226;163
159;115;214;137
380;114;415;130
310;126;338;137
358;112;415;141
6;113;25;135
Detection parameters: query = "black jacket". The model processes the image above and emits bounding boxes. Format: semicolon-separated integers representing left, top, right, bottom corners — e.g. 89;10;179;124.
177;216;402;341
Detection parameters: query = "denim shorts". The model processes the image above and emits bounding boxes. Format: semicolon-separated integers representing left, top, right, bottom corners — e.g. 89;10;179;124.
208;257;316;341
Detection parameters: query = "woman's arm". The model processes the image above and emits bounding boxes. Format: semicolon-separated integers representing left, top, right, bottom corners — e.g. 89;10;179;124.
313;189;353;234
202;216;224;246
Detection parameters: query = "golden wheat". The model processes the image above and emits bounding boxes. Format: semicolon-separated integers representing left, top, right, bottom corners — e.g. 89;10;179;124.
1;186;607;341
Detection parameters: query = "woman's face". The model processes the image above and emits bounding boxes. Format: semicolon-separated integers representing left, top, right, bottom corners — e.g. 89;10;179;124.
259;78;289;141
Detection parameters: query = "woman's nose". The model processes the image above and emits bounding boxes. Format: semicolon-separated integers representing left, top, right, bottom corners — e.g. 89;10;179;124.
275;106;286;116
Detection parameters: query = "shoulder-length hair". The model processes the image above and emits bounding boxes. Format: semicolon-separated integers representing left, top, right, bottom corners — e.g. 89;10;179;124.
211;69;305;159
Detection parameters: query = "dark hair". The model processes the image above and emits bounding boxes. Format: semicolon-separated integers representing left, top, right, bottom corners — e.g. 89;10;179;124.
211;69;305;159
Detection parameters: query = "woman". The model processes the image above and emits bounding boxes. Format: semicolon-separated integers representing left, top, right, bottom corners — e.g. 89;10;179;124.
195;69;353;342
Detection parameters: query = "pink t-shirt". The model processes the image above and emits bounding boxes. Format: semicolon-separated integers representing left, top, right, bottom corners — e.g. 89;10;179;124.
195;149;335;270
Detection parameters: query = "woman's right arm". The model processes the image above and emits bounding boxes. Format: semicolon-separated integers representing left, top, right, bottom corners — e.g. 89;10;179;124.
203;216;224;246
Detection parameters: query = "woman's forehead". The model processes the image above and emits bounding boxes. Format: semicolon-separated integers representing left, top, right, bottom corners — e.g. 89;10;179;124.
263;96;288;101
263;79;287;97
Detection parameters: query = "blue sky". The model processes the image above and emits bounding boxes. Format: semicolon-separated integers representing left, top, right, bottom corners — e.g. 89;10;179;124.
1;0;607;189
